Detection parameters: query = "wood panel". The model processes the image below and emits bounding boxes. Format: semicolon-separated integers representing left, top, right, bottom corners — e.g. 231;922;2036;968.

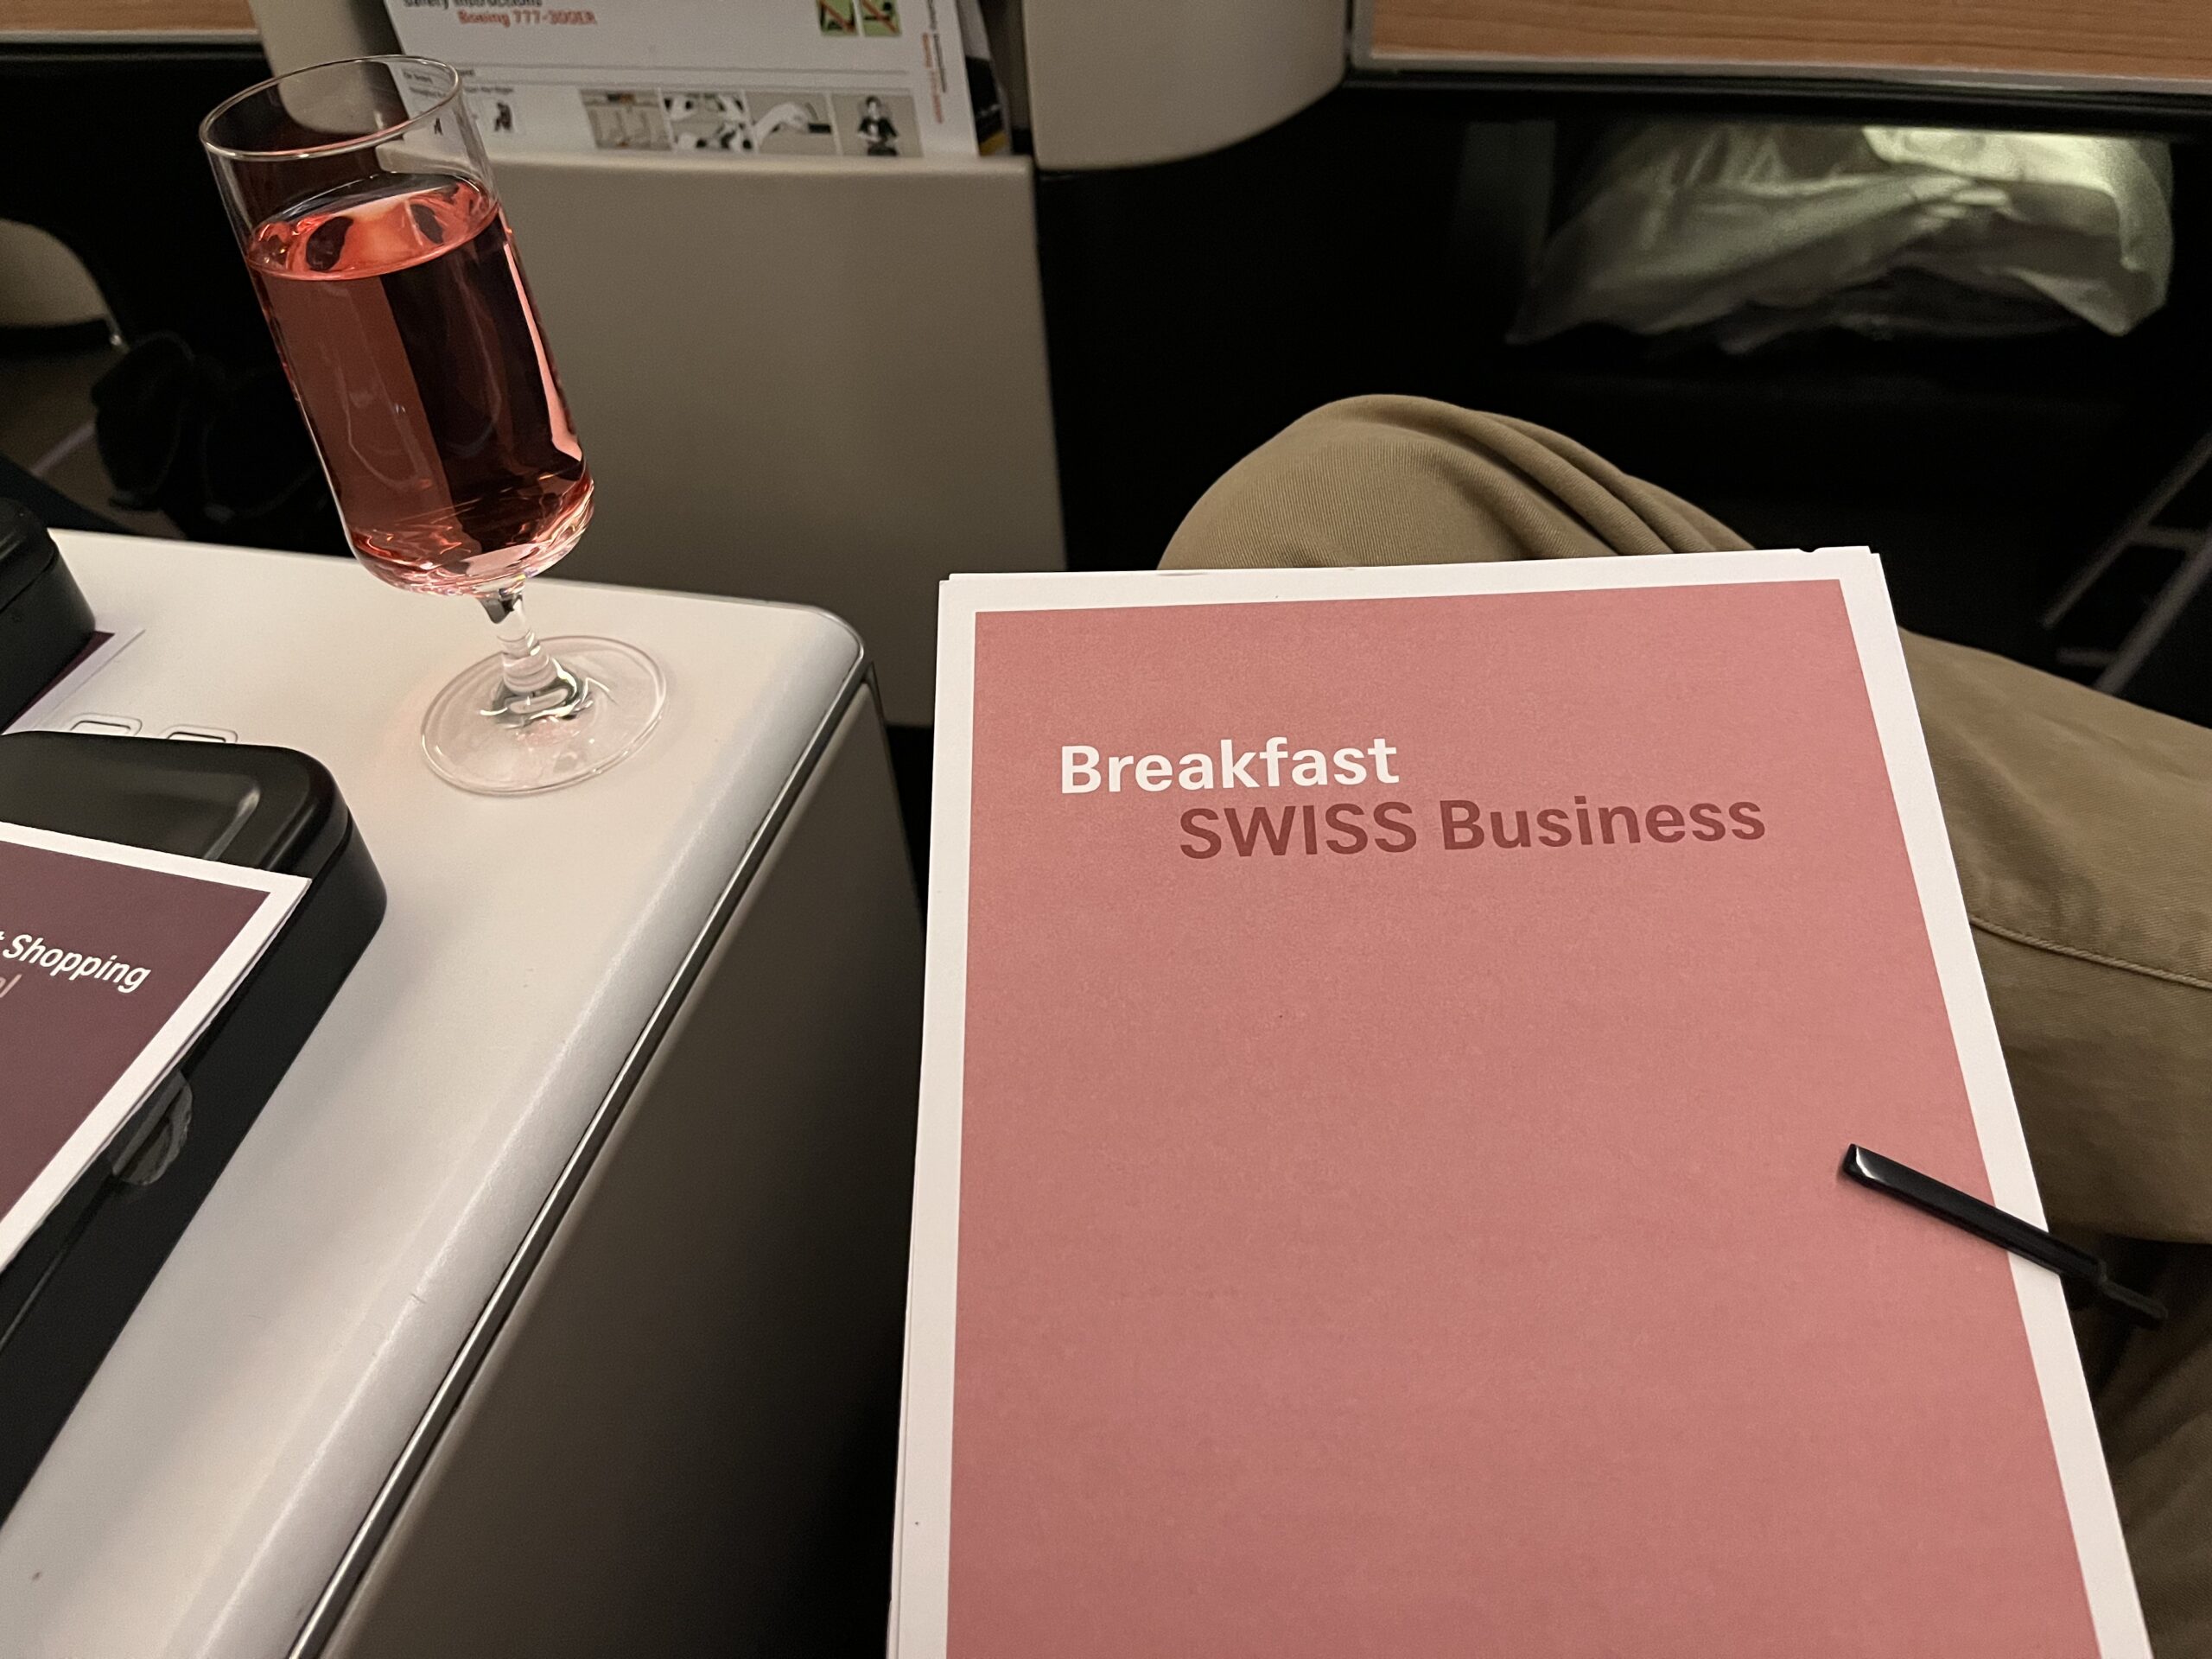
0;0;255;33
1366;0;2212;87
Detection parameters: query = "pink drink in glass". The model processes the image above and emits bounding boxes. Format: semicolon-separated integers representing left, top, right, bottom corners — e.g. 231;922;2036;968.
244;173;591;595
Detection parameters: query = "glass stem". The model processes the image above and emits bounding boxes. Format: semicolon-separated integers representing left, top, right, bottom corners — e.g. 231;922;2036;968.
479;588;587;724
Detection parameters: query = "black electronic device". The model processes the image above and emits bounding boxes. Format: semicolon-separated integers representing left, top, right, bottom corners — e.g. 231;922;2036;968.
0;732;385;1516
0;499;96;725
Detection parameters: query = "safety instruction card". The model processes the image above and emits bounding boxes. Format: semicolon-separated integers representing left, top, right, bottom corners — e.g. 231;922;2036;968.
382;0;977;157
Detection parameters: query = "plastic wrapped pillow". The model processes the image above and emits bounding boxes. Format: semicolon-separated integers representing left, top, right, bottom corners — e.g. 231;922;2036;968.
1510;123;2173;352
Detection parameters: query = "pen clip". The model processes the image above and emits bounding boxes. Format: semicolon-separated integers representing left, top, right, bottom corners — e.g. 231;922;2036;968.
1841;1145;2165;1330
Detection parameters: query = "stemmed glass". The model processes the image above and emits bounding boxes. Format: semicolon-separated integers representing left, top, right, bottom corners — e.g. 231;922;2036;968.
200;56;663;794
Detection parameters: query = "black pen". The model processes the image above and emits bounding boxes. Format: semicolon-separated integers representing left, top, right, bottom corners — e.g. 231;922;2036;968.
1841;1144;2165;1329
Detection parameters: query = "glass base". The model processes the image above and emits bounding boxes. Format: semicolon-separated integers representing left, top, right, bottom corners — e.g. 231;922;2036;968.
421;635;664;795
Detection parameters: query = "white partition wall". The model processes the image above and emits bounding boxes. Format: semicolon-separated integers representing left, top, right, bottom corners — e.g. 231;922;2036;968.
493;153;1061;726
1020;0;1344;168
247;0;391;70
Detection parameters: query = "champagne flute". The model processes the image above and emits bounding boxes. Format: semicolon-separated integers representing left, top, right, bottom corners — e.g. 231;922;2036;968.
201;56;663;794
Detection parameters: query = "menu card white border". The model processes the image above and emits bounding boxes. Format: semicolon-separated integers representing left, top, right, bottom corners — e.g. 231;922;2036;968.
0;820;308;1271
893;549;2151;1659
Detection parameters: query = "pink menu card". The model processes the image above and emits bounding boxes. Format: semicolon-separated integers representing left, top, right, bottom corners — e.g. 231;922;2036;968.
0;821;304;1272
895;550;2147;1658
